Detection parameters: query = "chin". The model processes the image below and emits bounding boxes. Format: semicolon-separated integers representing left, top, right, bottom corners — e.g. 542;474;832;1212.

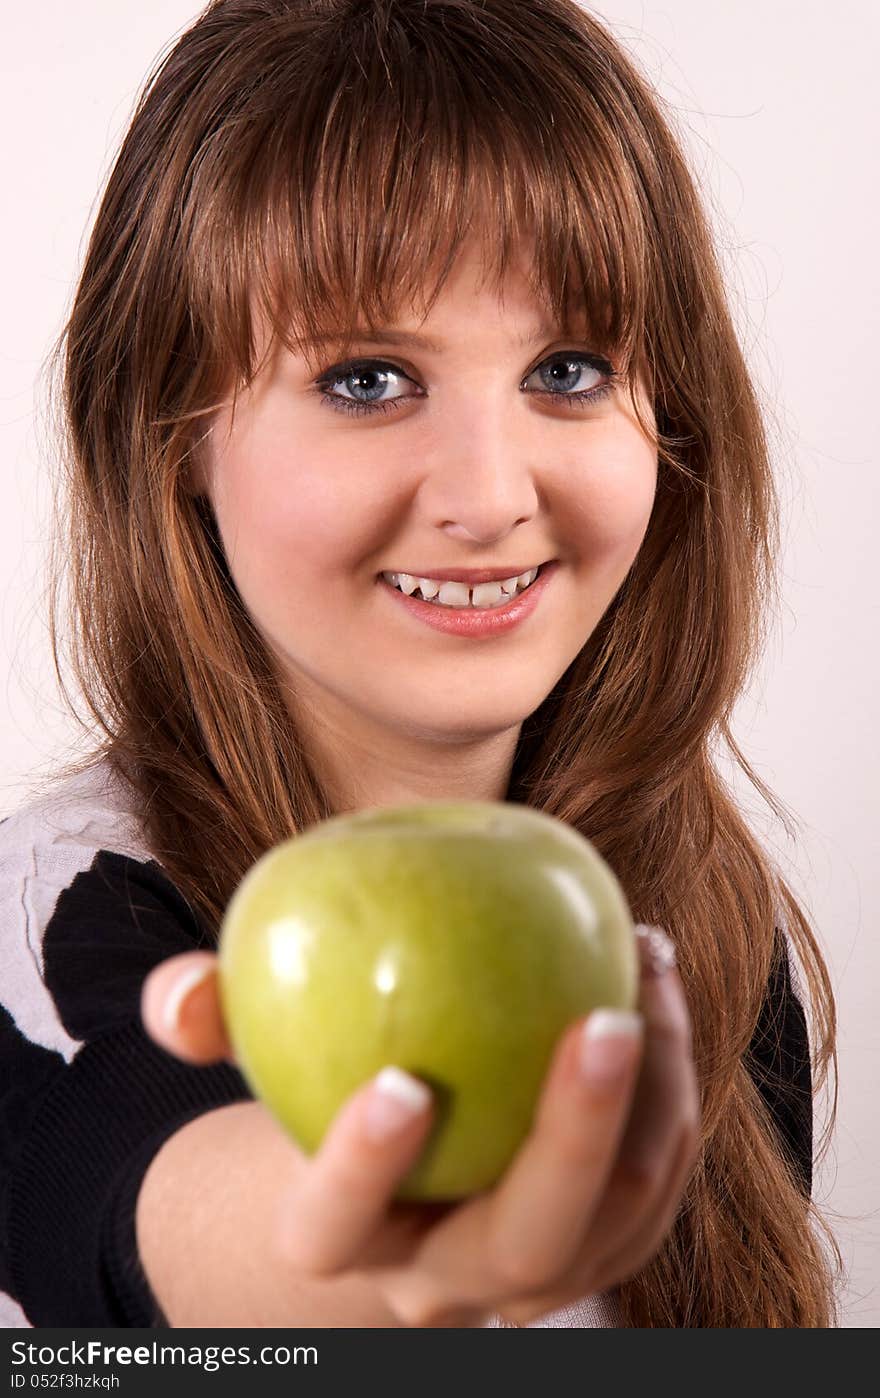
391;706;531;746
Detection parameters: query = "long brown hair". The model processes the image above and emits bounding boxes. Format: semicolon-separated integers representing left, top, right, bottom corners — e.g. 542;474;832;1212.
45;0;842;1324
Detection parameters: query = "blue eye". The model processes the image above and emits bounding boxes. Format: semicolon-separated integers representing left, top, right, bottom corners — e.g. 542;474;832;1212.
315;360;411;416
313;352;618;418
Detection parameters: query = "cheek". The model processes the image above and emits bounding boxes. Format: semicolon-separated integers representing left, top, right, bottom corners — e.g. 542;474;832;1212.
563;428;657;557
216;440;358;590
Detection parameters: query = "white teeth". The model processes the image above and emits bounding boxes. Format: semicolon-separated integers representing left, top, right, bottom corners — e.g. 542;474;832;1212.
381;566;541;608
435;580;471;607
470;581;507;609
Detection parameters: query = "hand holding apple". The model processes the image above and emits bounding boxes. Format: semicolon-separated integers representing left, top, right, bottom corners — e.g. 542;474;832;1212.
215;800;639;1199
141;801;700;1327
140;920;699;1326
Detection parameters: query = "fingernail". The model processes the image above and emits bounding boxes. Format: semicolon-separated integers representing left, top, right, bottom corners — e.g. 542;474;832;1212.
634;924;677;978
579;1009;644;1081
163;961;215;1034
363;1066;432;1142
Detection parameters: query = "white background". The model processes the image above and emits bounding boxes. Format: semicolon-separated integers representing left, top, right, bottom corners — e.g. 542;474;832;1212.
1;2;877;1325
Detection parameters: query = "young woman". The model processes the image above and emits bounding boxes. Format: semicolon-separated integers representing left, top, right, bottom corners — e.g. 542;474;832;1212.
0;0;840;1327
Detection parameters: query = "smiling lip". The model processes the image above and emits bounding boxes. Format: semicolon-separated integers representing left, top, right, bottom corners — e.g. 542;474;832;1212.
379;560;558;637
381;564;550;584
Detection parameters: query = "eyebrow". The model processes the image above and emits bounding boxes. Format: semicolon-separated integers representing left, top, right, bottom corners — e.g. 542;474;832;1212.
301;324;573;354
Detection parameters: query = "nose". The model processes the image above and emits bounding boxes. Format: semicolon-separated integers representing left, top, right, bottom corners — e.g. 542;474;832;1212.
425;406;540;546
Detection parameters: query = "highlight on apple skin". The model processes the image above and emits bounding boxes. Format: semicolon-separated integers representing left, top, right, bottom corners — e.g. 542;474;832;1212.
217;800;638;1201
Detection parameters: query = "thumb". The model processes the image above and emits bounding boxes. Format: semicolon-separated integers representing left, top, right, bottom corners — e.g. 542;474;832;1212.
141;951;237;1067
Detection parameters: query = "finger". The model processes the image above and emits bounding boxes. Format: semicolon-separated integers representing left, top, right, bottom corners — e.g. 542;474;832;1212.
275;1066;434;1276
480;1006;645;1292
499;928;701;1320
497;1125;698;1326
578;926;700;1265
613;932;698;1185
377;1272;495;1330
140;952;236;1065
592;1107;700;1294
372;1010;643;1326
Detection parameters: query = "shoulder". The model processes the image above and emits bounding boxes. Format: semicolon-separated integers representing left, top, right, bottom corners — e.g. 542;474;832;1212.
1;757;207;1058
0;759;250;1327
0;756;156;883
0;757;155;911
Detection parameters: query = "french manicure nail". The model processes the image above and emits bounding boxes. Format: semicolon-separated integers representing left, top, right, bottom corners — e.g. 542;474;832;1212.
363;1066;432;1142
163;962;215;1034
579;1009;644;1081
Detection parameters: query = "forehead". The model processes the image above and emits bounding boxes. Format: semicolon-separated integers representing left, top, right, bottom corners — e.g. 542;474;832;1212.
257;234;605;373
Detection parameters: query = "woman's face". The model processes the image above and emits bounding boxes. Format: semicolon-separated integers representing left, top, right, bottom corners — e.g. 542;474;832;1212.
202;237;658;805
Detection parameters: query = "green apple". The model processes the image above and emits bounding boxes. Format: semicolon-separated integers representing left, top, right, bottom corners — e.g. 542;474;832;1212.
217;801;637;1200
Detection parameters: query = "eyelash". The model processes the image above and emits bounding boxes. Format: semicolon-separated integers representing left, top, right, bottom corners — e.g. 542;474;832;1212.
313;352;619;418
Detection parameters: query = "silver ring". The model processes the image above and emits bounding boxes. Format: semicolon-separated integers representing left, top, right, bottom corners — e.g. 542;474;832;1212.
634;924;677;977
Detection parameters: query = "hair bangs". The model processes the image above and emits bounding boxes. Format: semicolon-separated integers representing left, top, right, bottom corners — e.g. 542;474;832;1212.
186;2;650;390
